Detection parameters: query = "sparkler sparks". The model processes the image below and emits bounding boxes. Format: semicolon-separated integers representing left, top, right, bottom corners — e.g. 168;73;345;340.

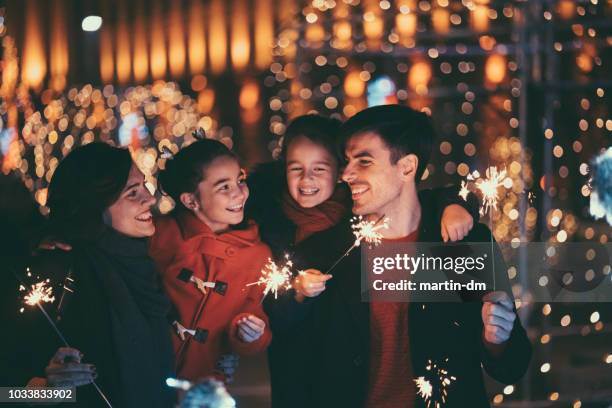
474;167;507;216
22;279;55;306
351;215;390;247
528;191;536;206
459;167;507;290
246;255;294;300
458;181;469;202
324;215;389;274
459;167;508;216
414;377;433;400
414;359;457;408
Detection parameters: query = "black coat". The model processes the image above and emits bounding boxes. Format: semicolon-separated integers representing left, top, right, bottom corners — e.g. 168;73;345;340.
7;229;176;408
248;161;485;408
274;200;531;408
256;183;484;408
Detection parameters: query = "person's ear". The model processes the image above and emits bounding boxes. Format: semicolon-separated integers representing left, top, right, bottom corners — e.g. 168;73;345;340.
180;192;199;211
398;154;418;181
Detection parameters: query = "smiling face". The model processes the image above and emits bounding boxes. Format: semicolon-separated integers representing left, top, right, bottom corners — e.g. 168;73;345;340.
285;136;338;208
106;164;156;237
188;156;249;233
341;132;417;217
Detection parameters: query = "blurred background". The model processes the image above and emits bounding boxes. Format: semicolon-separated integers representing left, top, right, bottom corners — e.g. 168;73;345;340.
0;0;610;406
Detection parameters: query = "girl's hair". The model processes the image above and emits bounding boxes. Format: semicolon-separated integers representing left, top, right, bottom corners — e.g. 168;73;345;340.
47;143;133;241
279;114;342;164
158;139;238;208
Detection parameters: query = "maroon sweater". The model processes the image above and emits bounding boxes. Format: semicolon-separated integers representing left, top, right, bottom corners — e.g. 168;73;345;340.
365;230;418;408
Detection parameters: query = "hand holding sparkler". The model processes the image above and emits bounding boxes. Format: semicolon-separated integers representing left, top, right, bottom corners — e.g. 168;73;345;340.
45;347;97;388
482;291;516;346
293;269;333;299
18;274;113;407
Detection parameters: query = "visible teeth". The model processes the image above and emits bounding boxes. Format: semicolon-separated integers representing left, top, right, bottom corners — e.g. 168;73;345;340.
136;214;152;221
351;186;368;195
227;204;243;210
299;188;319;195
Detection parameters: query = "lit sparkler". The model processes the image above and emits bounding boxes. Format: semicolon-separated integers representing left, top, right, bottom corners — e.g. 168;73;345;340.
414;377;433;401
414;359;457;408
459;167;507;290
351;215;389;247
22;280;55;306
458;181;469;202
459;166;509;216
325;215;389;274
474;166;507;216
16;271;114;407
246;255;294;300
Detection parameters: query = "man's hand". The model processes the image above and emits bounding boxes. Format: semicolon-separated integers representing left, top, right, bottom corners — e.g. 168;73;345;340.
482;292;516;345
293;269;332;298
441;204;474;242
45;347;96;387
236;315;266;343
215;353;239;383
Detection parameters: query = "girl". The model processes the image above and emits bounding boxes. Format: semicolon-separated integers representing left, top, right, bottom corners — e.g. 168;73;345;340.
20;143;175;408
248;115;478;259
150;139;272;382
246;114;480;407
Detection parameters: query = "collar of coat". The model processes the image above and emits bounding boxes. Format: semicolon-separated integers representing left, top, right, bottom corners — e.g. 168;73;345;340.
176;210;263;253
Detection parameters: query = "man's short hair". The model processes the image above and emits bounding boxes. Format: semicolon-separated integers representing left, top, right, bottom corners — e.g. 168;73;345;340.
339;104;434;182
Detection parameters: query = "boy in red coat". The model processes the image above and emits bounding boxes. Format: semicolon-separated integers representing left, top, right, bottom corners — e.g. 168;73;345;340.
150;139;272;381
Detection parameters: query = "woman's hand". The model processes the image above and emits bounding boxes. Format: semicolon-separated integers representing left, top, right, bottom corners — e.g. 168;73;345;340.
236;315;266;343
45;347;96;387
293;269;332;298
441;204;474;242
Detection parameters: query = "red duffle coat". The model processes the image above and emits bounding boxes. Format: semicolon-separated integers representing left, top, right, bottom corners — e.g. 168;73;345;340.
150;211;273;381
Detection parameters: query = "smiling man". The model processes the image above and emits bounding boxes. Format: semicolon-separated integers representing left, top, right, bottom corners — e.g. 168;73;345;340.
291;105;531;408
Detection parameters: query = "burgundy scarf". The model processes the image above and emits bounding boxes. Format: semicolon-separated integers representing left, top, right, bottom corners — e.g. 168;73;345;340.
280;188;348;244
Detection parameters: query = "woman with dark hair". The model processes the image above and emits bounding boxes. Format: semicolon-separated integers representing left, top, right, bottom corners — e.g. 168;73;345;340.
246;114;481;407
19;143;175;408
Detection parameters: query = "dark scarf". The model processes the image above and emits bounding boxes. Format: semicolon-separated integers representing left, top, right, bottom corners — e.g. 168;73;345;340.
280;187;349;244
78;228;175;408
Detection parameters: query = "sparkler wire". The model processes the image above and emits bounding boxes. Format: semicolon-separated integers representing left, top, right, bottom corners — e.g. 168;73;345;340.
324;214;388;275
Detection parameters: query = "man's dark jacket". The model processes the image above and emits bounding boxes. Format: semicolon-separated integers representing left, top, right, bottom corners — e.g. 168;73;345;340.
274;196;532;408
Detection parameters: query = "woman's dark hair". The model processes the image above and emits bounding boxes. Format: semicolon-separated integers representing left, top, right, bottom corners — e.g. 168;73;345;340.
158;139;237;208
339;104;434;183
47;143;132;241
279;114;342;164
